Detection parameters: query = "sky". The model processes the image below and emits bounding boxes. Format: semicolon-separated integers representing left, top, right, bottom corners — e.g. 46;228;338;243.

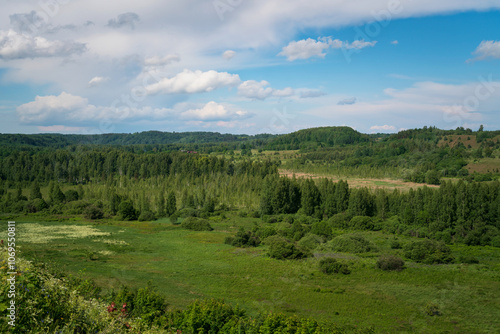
1;0;500;135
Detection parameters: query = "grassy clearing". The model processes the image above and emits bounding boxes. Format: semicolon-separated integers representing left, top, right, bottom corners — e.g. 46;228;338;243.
279;169;438;191
3;218;500;333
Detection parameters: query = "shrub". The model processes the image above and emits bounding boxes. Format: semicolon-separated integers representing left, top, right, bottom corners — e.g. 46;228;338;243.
457;255;479;264
318;258;350;275
390;239;402;249
376;255;405;271
310;221;332;238
119;200;138;221
181;217;213;231
403;239;454;264
228;228;261;247
138;211;156;222
349;216;374;230
83;205;104;220
297;233;324;252
328;234;376;253
425;302;441;316
265;235;307;260
64;189;79;202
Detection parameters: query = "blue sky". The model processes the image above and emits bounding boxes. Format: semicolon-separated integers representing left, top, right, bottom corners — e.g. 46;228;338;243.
1;1;500;135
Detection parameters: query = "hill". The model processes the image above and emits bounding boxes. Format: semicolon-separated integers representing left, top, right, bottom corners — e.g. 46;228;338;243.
265;126;371;150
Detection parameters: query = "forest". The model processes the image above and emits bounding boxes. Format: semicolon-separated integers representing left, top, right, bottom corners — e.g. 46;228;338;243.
0;126;499;333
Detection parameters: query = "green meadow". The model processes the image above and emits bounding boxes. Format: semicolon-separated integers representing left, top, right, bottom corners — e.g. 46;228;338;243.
8;216;500;333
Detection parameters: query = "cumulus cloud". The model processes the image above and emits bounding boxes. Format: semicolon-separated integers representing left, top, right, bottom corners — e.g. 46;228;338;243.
338;97;357;105
278;37;376;60
0;29;86;60
107;12;140;29
145;69;241;95
222;50;236;60
370;125;396;132
391;40;399;45
88;76;109;87
16;92;176;125
238;80;295;100
278;38;332;61
181;101;247;121
468;40;500;62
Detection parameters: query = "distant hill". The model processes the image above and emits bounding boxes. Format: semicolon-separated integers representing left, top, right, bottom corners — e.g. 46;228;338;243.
0;131;275;148
264;126;371;150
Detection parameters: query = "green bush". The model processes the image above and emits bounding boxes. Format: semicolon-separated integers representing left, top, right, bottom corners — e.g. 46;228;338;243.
390;238;402;249
328;234;376;253
138;211;156;221
376;255;405;271
457;255;479;264
298;233;324;252
403;239;454;264
119;200;138;221
227;228;261;247
181;217;213;231
265;235;308;260
318;257;351;275
83;205;104;220
64;189;79;202
349;216;374;230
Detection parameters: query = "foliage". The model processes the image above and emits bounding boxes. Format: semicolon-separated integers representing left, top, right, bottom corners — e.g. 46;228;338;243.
265;235;308;260
181;217;214;231
83;205;104;220
403;239;454;264
318;257;351;275
297;234;324;252
119;200;138;221
226;228;261;247
376;255;405;271
138;210;156;221
328;234;376;253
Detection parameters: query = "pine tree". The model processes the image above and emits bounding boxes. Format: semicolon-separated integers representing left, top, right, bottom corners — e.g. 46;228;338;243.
157;191;166;217
166;191;177;216
29;181;42;200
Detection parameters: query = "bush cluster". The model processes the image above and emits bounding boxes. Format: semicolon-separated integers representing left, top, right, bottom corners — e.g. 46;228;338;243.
265;235;308;260
376;255;405;271
318;257;351;275
328;234;376;253
403;239;454;264
181;217;214;231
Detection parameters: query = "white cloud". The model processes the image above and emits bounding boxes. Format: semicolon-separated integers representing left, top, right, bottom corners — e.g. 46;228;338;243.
278;37;376;61
145;69;241;95
222;50;236;60
181;101;247;121
278;38;332;61
88;76;109;87
370;125;396;132
238;80;295;100
144;54;180;66
391;40;399;45
16;92;177;125
107;12;140;29
338;97;357;105
0;29;86;60
469;40;500;62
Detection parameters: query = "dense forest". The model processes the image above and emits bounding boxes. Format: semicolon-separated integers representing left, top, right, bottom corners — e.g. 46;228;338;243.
1;126;499;333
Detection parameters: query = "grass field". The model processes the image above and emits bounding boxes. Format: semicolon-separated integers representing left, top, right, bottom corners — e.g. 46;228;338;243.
5;216;499;333
279;170;439;191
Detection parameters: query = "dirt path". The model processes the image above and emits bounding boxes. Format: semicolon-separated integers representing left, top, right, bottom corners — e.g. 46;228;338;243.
279;169;439;191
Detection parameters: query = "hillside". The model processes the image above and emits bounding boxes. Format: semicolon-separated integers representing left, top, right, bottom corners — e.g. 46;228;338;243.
265;126;371;150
